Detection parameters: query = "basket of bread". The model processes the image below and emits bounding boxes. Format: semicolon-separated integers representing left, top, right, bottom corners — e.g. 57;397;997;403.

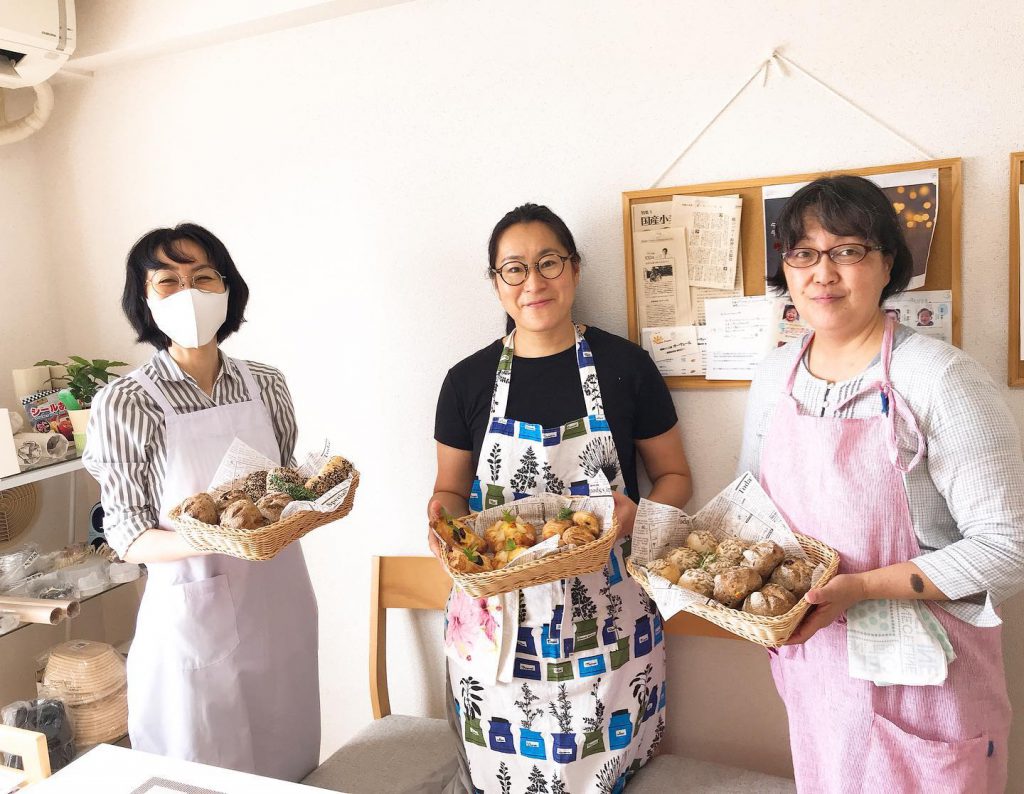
169;448;358;561
433;493;617;598
626;473;839;648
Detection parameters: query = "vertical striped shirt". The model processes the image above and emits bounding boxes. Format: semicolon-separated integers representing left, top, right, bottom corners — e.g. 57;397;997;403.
738;326;1024;627
82;349;298;558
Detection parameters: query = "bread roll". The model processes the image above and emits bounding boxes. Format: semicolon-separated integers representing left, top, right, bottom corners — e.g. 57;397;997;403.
713;566;763;608
256;492;293;523
666;547;701;572
448;546;492;573
741;541;786;578
181;493;218;524
266;467;304;495
742;583;798;617
677;569;715;598
216;489;249;511
685;530;718;555
769;557;816;598
703;557;735;577
572;511;600;534
559;525;596;547
484;511;537;552
714;537;749;565
304;456;354;497
646;559;681;583
219;498;267;530
243;470;268;501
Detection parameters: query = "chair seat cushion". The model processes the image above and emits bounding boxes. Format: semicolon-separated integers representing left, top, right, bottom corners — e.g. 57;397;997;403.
302;715;456;793
628;753;796;793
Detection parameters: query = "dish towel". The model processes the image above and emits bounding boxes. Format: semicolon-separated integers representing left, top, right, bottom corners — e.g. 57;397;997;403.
846;599;956;686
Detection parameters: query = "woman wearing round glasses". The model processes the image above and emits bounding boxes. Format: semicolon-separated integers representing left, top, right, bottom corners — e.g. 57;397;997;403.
429;203;692;792
83;223;319;781
739;176;1024;792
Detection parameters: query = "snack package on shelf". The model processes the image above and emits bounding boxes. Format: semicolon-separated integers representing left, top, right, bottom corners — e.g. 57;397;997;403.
1;698;75;772
0;544;43;592
628;472;839;647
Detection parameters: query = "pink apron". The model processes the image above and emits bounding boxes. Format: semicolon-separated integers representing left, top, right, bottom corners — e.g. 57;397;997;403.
759;319;1010;793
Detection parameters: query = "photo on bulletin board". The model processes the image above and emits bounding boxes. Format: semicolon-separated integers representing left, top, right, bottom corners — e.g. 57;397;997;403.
762;168;939;290
622;158;962;390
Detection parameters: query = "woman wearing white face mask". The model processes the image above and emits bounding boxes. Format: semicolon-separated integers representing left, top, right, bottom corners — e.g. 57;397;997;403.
83;223;319;781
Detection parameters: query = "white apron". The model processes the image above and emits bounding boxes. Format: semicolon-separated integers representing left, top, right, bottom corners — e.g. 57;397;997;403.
446;326;666;794
126;358;320;782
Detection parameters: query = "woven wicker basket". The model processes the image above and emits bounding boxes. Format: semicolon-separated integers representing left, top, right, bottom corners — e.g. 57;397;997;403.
169;471;360;561
441;499;617;598
627;531;840;648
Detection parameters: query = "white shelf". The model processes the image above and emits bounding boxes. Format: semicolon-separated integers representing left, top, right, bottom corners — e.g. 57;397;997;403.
0;457;84;492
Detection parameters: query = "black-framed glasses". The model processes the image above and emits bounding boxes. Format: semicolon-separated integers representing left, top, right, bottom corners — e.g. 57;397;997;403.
145;266;227;298
494;253;572;286
781;243;884;269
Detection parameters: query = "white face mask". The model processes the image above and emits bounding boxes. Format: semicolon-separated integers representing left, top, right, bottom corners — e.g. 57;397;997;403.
146;288;230;349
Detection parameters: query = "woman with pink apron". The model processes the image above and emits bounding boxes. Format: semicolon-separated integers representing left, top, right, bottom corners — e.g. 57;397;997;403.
430;203;692;792
743;176;1024;792
85;224;319;781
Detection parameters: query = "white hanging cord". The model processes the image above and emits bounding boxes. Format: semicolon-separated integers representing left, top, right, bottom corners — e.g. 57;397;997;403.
772;51;935;160
650;49;935;189
649;56;772;189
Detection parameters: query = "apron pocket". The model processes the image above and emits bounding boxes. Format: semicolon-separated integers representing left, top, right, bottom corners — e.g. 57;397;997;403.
165;574;241;671
864;713;988;794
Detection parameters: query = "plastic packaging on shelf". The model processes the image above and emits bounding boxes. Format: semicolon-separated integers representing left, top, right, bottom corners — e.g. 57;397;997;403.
1;698;75;772
0;543;43;592
107;562;141;584
0;610;20;634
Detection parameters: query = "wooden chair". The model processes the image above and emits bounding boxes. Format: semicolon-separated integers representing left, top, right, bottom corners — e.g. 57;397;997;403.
303;556;793;794
0;724;51;789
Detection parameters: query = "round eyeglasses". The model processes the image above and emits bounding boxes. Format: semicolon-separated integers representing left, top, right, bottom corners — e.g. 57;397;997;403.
146;267;227;298
781;243;884;268
494;254;571;287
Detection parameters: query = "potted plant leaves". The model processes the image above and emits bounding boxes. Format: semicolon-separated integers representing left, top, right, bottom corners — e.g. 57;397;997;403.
548;683;577;764
515;683;546;760
581;679;607;758
459;676;486;747
35;357;128;450
570;577;599;652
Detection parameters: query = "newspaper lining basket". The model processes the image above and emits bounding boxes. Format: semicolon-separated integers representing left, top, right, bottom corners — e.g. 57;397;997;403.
169;471;360;561
442;500;617;598
627;530;840;648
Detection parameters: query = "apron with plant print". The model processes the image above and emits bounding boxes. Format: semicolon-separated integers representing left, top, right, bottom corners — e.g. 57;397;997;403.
445;324;667;794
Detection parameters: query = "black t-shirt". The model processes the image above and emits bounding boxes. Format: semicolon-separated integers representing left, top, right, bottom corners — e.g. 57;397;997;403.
434;326;678;501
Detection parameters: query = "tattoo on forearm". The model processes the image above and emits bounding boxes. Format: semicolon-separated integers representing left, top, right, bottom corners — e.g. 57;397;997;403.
910;574;924;594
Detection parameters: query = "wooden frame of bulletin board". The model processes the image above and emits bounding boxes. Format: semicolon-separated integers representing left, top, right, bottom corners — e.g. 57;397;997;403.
1008;152;1024;386
622;157;963;389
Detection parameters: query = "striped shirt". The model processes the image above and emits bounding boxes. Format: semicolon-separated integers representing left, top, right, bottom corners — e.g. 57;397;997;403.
738;326;1024;627
82;350;298;558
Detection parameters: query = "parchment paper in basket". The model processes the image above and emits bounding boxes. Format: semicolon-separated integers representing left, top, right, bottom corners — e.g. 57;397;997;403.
631;472;825;620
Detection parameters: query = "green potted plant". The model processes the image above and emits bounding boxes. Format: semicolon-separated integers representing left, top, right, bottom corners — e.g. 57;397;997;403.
35;357;128;450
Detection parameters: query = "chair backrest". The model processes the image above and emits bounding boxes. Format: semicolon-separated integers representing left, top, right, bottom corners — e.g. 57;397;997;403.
368;556;738;719
0;724;51;785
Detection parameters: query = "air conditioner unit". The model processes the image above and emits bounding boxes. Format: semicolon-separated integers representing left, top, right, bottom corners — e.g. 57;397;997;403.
0;0;76;89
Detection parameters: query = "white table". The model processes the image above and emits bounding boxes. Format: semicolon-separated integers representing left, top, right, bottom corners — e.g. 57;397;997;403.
30;744;318;793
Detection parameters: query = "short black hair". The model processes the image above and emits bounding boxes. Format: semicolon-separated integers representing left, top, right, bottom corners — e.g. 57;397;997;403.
767;175;913;304
487;203;581;333
121;223;250;349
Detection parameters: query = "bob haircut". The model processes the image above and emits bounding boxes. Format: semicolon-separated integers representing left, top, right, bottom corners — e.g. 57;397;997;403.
487;203;580;333
121;223;250;349
767;175;913;304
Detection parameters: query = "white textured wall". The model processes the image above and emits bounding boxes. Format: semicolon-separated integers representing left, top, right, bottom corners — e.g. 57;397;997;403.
5;0;1024;782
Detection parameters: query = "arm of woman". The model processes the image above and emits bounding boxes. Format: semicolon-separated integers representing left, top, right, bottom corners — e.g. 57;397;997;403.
427;443;475;560
613;424;692;538
83;381;209;564
790;353;1024;643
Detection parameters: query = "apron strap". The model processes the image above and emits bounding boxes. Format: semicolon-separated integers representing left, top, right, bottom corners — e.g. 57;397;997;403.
129;369;176;417
232;359;267;410
490;323;601;419
831;317;925;473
